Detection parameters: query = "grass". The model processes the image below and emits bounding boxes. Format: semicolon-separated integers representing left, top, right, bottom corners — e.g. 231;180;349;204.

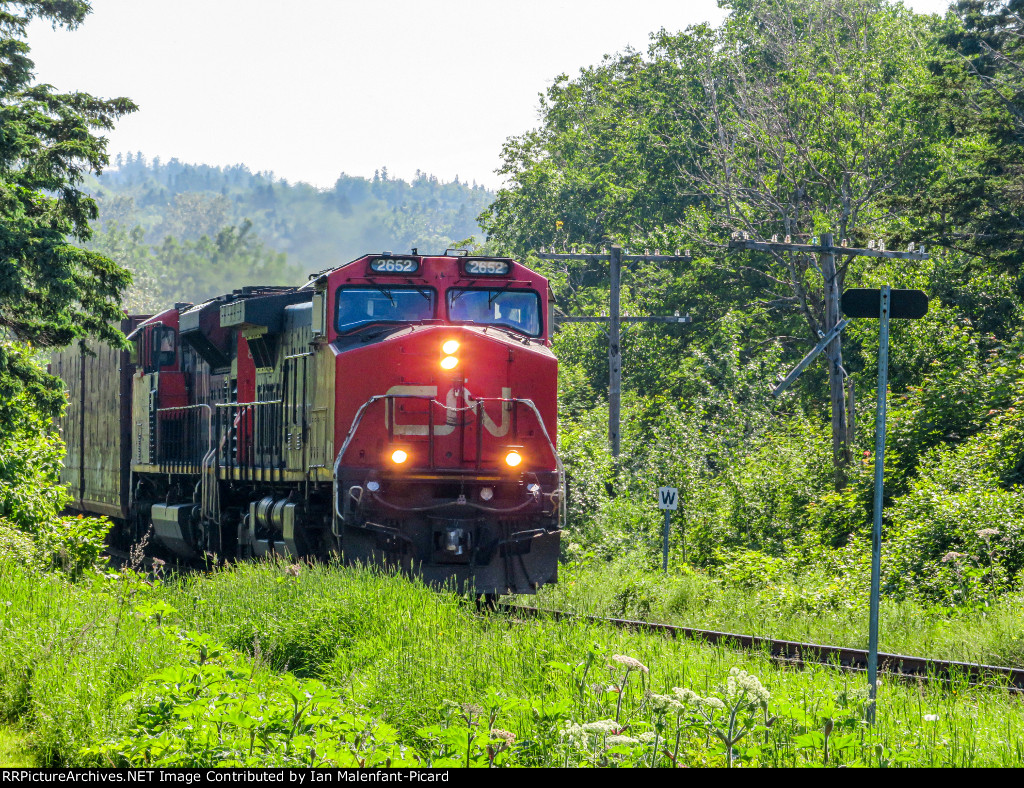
523;556;1024;668
0;725;36;767
1;555;1023;766
0;561;181;765
152;559;1024;767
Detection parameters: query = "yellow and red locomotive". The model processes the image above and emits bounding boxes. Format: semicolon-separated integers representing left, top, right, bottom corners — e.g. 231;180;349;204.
51;251;563;595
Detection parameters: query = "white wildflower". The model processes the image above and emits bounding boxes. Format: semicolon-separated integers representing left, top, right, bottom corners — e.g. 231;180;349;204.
724;669;770;703
612;654;649;673
672;687;702;705
941;551;968;563
582;719;619;734
561;722;587;747
605;735;639;747
649;693;684;713
639;732;657;743
702;697;726;711
977;528;1000;541
923;714;940;722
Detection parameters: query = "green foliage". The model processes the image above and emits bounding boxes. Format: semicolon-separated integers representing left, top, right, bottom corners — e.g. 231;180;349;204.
0;1;135;426
4;557;1024;768
0;351;108;576
89;615;416;767
900;0;1024;273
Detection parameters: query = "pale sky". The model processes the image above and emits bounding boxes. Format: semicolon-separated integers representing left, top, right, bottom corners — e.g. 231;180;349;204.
27;0;954;190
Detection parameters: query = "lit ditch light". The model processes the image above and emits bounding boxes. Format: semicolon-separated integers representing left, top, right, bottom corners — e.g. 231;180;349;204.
504;450;522;468
440;355;458;370
391;449;408;464
442;340;460;355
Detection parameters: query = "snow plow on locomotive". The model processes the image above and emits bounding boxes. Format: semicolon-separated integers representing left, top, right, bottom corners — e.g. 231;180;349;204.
51;252;564;595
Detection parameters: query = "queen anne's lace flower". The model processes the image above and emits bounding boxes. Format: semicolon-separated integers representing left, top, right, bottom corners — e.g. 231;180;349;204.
672;687;702;705
582;719;619;734
649;693;684;713
561;721;587;748
977;528;1000;541
639;732;657;743
723;668;770;704
702;696;726;711
490;728;516;744
611;654;649;673
605;735;639;747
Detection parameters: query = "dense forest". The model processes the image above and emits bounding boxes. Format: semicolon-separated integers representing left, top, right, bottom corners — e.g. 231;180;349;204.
84;155;493;311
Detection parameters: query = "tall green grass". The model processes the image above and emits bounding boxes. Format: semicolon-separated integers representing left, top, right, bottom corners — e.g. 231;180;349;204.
0;562;181;764
154;559;1024;767
527;556;1024;667
2;556;1023;766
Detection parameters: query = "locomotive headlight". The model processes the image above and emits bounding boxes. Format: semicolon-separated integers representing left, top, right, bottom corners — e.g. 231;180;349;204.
440;355;459;370
504;450;522;467
391;449;408;464
442;340;460;355
479;486;494;501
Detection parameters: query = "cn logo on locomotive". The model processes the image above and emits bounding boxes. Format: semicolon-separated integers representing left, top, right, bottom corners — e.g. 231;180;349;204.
383;384;512;437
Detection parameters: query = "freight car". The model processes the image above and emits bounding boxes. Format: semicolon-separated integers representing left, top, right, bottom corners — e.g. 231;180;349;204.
51;251;564;595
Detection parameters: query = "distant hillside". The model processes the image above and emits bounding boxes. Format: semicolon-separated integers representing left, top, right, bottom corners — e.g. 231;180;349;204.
82;154;495;310
88;154;494;273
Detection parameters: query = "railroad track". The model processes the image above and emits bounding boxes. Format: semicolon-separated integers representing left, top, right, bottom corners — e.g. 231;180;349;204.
497;603;1024;691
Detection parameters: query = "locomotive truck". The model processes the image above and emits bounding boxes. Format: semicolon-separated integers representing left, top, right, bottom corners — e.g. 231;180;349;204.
50;251;563;595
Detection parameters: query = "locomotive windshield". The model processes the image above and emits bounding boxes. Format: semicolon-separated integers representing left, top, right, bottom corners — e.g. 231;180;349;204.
335;286;435;332
446;288;542;337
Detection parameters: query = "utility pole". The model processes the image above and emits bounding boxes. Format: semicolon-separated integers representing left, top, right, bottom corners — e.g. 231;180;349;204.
537;245;693;458
728;233;928;488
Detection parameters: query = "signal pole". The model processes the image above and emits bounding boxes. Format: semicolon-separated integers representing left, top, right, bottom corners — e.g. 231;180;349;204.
537;245;692;457
727;233;928;486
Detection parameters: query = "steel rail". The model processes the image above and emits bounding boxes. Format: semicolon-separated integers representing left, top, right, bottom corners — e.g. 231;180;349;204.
496;604;1024;691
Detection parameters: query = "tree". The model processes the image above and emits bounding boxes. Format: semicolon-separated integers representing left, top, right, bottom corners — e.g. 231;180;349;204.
0;1;136;426
483;1;938;486
672;0;937;485
902;1;1024;278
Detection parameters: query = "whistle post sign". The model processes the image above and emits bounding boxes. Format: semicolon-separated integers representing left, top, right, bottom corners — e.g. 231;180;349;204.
657;487;679;572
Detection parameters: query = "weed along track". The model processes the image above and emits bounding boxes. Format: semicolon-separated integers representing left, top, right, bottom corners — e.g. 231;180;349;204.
497;604;1024;691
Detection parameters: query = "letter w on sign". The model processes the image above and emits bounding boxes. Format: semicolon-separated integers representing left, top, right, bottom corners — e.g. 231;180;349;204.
658;487;678;510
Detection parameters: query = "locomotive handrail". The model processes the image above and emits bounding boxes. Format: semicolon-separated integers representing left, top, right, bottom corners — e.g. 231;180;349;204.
155;403;213;456
332;394;566;527
214;399;284;407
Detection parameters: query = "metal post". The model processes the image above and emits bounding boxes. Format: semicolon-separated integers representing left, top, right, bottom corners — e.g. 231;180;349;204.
609;244;622;458
663;510;670;572
867;284;890;724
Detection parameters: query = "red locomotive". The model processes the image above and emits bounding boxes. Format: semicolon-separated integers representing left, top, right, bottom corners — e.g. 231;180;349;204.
51;251;563;595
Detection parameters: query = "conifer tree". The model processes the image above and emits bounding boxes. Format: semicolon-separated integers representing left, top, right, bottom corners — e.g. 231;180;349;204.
0;1;136;426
